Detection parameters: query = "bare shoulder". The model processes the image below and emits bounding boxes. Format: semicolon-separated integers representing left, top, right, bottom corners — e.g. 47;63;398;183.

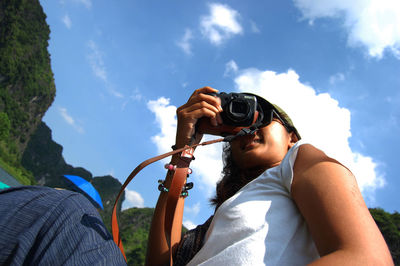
292;144;355;188
290;144;393;265
291;143;356;211
293;144;345;173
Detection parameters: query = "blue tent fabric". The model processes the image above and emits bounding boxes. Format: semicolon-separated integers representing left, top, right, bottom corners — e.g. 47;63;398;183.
63;175;104;209
0;186;126;265
0;181;10;190
0;166;21;187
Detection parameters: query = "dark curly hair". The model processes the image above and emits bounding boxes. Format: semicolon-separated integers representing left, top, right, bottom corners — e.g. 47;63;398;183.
209;143;256;210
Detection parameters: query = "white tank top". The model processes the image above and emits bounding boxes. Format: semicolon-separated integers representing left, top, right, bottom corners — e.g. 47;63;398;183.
187;141;320;265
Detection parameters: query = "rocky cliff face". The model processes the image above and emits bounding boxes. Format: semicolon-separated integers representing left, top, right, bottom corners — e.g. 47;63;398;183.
0;0;55;156
22;121;125;229
21;122;92;185
0;0;125;232
0;1;146;263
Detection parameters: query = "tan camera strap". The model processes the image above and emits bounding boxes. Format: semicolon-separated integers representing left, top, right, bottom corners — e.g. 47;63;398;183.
111;138;224;263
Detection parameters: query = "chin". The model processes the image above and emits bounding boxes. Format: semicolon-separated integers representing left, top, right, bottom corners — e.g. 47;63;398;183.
236;157;264;171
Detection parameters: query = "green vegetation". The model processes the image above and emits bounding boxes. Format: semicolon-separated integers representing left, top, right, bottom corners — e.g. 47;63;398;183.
0;111;34;184
0;112;10;140
0;156;33;185
118;207;188;265
93;175;125;232
0;0;55;183
119;208;154;265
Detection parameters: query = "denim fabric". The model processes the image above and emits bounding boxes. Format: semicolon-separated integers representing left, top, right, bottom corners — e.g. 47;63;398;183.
0;186;126;265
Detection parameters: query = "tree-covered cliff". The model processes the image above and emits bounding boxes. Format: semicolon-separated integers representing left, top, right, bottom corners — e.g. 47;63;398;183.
21;122;92;185
21;121;125;233
119;208;154;265
0;0;55;184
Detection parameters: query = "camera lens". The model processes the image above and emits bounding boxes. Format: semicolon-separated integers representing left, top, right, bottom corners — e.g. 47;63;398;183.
228;99;250;122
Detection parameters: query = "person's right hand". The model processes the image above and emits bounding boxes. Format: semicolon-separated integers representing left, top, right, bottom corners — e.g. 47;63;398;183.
175;87;223;149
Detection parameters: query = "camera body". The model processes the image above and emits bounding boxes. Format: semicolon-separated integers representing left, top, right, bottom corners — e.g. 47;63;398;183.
211;92;258;126
196;92;260;136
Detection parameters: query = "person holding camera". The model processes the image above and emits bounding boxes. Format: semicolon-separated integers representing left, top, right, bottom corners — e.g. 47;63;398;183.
146;87;393;265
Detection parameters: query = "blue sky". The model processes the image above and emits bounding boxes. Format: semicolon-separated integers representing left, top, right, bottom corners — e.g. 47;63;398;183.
39;0;400;228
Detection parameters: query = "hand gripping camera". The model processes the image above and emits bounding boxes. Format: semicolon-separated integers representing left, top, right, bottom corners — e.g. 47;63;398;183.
196;92;276;137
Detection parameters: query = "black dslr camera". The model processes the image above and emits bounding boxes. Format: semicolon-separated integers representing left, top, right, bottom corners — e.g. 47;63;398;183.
209;92;258;126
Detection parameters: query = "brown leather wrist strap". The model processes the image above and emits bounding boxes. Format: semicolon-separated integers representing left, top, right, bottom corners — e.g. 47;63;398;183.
165;154;193;265
111;138;224;263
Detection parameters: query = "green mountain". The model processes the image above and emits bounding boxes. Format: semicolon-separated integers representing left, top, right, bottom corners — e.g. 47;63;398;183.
119;208;154;265
21;122;92;185
0;0;55;185
21;121;125;233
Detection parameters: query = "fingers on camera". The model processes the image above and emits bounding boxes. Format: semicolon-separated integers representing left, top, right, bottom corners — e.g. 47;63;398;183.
183;87;223;127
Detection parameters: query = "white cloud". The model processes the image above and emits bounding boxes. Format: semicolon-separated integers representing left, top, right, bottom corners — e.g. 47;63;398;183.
110;87;124;98
80;0;92;8
200;3;243;45
87;40;124;98
87;40;107;82
146;69;386;204
183;219;196;230
63;0;92;9
185;202;201;216
147;98;224;195
122;88;143;110
293;0;400;59
122;189;145;210
130;88;142;101
147;97;178;155
351;153;386;203
58;107;84;134
191;136;223;193
329;72;345;84
59;107;74;125
234;67;385;201
62;14;72;29
250;20;261;33
224;60;239;77
177;28;193;55
73;0;92;9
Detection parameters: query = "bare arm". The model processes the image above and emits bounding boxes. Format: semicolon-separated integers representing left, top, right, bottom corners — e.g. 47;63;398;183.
292;144;393;266
145;87;222;265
